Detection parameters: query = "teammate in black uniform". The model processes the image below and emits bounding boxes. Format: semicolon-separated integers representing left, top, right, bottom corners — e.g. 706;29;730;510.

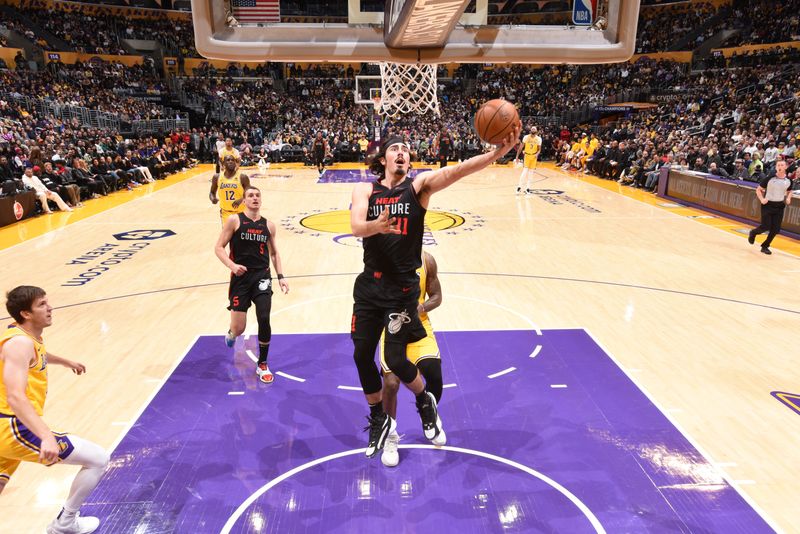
215;186;290;383
350;124;520;458
312;131;328;175
435;129;453;168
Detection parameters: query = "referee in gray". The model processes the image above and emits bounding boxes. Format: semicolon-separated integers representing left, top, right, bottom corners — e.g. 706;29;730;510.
748;159;793;255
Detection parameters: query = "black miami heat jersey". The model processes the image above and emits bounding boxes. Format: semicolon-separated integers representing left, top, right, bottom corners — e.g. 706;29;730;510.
363;177;425;276
230;213;271;271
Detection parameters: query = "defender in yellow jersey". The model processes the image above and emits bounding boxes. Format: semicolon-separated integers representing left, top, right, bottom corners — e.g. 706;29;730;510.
0;286;109;534
378;251;445;466
514;126;542;194
210;155;251;224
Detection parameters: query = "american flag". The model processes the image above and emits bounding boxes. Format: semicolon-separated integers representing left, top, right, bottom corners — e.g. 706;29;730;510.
231;0;280;23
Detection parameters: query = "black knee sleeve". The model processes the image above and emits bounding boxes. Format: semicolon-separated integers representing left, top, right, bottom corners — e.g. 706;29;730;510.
253;293;272;343
384;342;419;384
418;359;443;403
353;338;382;394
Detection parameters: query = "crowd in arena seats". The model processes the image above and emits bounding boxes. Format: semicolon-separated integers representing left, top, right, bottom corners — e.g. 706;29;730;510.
17;1;127;55
0;59;168;121
718;0;800;48
0;104;196;217
120;17;200;58
554;63;799;190
635;2;718;54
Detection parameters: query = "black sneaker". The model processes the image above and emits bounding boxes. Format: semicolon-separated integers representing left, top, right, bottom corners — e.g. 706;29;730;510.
364;412;395;458
748;230;755;245
761;246;772;255
416;391;444;442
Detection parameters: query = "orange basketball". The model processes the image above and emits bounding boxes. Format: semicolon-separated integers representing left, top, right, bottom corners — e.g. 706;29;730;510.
474;99;520;145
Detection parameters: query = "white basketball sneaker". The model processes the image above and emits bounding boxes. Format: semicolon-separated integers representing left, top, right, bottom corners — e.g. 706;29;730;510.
47;512;100;534
381;431;400;467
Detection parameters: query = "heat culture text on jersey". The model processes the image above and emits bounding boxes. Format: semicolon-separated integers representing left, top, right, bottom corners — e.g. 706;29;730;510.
363;177;425;276
230;213;271;270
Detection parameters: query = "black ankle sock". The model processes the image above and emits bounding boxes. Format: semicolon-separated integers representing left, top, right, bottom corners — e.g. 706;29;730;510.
369;402;383;417
415;390;428;406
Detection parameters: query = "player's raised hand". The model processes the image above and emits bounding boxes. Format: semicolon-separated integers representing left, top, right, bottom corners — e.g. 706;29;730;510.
375;208;401;234
495;122;522;157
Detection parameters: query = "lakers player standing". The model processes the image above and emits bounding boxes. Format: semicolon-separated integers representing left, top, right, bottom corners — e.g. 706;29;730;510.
0;286;109;534
514;126;542;194
379;250;444;467
210;155;251;225
215;186;289;384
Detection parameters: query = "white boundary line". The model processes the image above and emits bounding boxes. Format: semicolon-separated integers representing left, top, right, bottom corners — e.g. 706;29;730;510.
108;334;200;452
275;371;306;383
488;367;516;379
530;344;543;358
219;445;606;534
583;328;784;533
337;385;362;391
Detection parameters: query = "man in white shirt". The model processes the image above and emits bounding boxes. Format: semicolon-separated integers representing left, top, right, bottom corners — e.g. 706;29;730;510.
21;167;72;214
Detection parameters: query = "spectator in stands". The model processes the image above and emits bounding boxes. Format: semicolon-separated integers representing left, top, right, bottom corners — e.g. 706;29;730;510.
21;167;71;213
731;159;749;180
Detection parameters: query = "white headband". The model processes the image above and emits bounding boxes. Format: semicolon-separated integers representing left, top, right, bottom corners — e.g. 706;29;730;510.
386;142;410;151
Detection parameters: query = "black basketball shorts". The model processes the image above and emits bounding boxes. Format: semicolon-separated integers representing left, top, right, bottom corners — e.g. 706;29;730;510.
228;269;273;312
351;270;427;345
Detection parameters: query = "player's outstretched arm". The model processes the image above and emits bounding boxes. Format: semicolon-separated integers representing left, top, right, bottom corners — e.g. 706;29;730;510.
266;221;289;294
45;353;86;374
415;123;521;199
2;337;60;463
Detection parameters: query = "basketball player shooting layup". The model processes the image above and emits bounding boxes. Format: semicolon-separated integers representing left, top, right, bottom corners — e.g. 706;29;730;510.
350;123;520;458
215;186;289;384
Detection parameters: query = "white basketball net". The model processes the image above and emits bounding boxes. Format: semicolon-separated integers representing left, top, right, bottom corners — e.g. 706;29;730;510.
378;62;440;117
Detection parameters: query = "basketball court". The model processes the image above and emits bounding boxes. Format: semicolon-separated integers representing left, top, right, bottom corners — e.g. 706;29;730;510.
1;0;799;532
0;161;797;532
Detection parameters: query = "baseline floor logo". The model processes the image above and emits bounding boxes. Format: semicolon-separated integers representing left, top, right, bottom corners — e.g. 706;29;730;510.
280;208;484;248
529;189;601;213
113;229;176;241
771;391;800;416
62;229;175;287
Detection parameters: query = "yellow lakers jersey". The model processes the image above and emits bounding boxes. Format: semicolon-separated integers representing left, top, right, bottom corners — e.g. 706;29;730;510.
0;325;48;416
523;134;541;156
218;170;245;214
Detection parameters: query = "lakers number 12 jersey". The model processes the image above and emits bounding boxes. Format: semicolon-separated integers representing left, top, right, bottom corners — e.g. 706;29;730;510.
0;325;48;417
218;170;245;221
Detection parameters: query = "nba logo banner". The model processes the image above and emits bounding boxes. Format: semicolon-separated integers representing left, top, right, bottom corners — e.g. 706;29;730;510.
572;0;596;25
